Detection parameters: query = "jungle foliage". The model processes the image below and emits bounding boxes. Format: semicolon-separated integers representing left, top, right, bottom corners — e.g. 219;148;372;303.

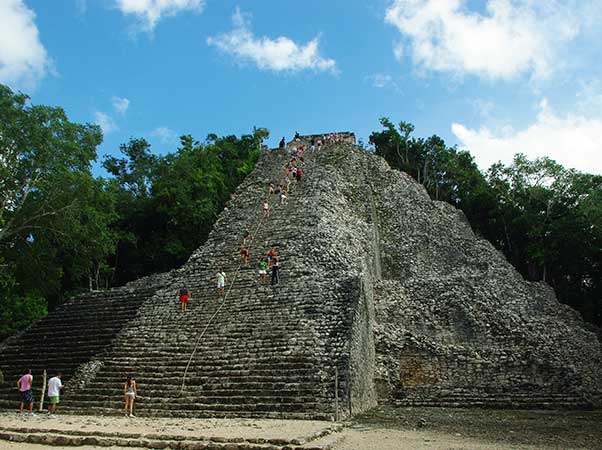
0;84;266;338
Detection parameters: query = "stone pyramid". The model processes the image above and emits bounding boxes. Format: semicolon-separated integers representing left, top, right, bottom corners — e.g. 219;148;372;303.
1;136;600;418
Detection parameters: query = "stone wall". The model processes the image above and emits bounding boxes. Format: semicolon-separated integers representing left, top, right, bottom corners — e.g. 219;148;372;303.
346;275;377;415
358;147;602;408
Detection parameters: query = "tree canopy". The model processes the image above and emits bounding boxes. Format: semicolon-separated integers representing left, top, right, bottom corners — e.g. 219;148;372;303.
0;83;267;338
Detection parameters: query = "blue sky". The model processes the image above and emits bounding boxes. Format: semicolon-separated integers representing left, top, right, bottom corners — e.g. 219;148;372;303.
2;0;602;174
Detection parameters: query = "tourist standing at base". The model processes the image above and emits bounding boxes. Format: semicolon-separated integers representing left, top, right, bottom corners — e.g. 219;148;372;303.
262;199;270;218
47;371;63;414
17;368;34;416
177;286;189;312
216;269;226;298
123;374;137;417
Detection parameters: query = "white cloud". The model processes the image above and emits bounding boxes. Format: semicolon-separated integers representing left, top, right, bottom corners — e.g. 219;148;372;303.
207;7;336;74
94;111;117;135
0;0;50;89
452;99;602;174
365;73;402;93
112;0;204;30
111;96;130;115
150;126;178;145
385;0;585;80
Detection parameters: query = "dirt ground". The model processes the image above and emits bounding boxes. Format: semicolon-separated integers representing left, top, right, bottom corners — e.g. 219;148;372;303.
1;407;601;449
334;406;602;450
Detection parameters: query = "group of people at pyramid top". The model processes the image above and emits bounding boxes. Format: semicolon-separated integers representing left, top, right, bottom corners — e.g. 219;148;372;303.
279;131;347;151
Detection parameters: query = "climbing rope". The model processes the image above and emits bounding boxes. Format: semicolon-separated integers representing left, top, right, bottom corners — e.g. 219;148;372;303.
178;148;301;395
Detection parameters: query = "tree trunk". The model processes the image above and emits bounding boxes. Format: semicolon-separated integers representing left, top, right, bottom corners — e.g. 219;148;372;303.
95;263;100;290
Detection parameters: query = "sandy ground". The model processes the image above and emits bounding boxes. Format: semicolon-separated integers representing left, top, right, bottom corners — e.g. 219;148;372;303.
1;407;601;450
0;412;336;442
331;427;545;450
338;406;602;450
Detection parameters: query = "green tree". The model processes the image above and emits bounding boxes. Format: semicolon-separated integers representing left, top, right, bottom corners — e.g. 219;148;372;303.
106;128;267;284
0;83;116;334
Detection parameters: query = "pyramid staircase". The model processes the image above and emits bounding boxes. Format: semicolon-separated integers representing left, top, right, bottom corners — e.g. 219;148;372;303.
0;286;158;410
59;148;345;418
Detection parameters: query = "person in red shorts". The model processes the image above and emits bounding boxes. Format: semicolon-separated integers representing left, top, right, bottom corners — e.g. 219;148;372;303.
177;286;189;312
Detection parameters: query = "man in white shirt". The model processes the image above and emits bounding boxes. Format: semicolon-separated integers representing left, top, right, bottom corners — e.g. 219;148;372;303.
47;372;63;414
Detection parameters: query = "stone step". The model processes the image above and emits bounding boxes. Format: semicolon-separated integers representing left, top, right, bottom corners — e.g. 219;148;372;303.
100;343;318;356
0;418;341;449
85;374;324;387
63;398;320;413
100;354;317;366
67;391;323;405
71;381;319;394
0;429;333;450
50;405;334;420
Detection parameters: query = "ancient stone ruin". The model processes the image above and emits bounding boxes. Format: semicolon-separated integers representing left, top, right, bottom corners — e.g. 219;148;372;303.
1;136;601;418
